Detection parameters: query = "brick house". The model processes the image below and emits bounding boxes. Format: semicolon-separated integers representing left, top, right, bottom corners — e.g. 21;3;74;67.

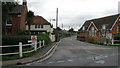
78;14;120;44
5;0;28;35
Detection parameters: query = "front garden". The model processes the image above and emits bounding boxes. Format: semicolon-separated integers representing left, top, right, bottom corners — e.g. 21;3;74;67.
2;33;52;60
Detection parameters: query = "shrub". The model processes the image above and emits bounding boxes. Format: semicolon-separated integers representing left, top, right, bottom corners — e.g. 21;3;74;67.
2;35;31;45
86;36;101;45
37;33;51;45
2;34;52;54
2;35;31;53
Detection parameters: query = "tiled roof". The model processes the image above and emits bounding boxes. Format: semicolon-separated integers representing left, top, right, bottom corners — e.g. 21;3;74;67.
32;16;50;25
79;14;120;31
9;5;24;15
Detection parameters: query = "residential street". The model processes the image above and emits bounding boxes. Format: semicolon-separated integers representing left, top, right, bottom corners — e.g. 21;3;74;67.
22;36;119;66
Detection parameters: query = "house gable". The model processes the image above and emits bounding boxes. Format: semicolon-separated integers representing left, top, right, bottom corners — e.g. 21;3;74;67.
110;15;120;30
87;21;98;31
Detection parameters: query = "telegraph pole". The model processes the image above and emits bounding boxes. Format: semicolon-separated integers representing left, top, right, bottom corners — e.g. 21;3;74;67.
55;8;58;42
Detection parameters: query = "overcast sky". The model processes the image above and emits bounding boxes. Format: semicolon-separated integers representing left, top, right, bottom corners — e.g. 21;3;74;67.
18;0;120;31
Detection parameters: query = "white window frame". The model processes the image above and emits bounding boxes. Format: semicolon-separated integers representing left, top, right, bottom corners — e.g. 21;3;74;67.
6;19;12;26
91;27;96;36
82;26;85;30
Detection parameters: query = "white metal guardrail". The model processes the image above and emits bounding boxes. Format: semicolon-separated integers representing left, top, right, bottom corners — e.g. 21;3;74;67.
0;40;45;58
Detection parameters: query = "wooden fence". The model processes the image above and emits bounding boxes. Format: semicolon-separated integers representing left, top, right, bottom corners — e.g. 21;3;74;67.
0;40;45;58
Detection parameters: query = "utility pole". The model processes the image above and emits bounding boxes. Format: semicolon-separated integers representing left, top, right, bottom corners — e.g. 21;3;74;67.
55;8;58;42
62;23;63;30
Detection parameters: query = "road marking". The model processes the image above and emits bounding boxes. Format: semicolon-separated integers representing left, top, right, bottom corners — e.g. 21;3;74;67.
26;63;32;65
67;60;73;62
36;61;41;63
95;60;105;64
48;62;53;64
57;61;65;63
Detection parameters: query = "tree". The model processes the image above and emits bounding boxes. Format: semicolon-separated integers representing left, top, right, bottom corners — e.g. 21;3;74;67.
2;1;18;34
68;28;74;32
56;27;62;31
26;11;34;35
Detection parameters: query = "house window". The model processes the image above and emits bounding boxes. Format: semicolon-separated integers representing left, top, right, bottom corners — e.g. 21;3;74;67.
82;26;85;30
35;24;44;28
35;25;37;28
41;25;43;28
38;24;40;28
117;25;120;32
6;18;12;26
91;27;95;36
102;25;106;29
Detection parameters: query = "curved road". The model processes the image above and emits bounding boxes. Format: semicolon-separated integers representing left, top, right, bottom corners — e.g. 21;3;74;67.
25;36;119;66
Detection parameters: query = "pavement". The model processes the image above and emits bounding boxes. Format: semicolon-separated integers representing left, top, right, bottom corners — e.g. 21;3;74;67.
1;42;59;67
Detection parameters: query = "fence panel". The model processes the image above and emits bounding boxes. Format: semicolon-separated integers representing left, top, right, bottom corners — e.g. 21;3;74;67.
0;40;44;58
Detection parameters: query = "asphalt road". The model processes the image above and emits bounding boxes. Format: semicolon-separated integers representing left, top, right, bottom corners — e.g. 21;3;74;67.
23;36;119;66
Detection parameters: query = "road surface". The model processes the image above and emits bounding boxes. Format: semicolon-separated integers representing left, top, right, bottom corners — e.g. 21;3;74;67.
23;36;119;66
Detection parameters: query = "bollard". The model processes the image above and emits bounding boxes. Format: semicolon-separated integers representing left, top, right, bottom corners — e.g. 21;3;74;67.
19;42;23;58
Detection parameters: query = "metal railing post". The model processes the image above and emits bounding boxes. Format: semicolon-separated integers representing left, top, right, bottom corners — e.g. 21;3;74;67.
19;42;23;58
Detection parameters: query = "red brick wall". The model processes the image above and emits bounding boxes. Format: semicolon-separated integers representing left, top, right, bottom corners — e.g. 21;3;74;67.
80;32;89;37
11;15;20;35
20;6;28;31
110;18;120;34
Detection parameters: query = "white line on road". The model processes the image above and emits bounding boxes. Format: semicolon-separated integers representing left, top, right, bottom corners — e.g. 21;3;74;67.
57;61;65;63
26;63;32;65
67;60;73;62
48;62;54;64
95;60;105;64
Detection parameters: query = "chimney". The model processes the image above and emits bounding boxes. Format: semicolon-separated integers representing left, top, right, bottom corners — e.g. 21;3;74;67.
23;0;27;6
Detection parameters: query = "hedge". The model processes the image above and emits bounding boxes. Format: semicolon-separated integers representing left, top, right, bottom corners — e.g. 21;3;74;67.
2;34;51;53
2;35;31;45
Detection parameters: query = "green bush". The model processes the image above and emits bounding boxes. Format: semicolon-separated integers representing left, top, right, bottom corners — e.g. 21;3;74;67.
2;33;51;54
37;33;51;45
2;35;31;53
2;35;31;45
86;37;101;45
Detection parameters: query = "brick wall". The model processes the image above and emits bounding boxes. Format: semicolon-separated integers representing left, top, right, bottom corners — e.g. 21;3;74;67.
20;6;28;31
11;15;20;35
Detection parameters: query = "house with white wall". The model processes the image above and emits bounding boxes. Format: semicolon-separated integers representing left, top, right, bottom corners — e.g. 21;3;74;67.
26;16;55;42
